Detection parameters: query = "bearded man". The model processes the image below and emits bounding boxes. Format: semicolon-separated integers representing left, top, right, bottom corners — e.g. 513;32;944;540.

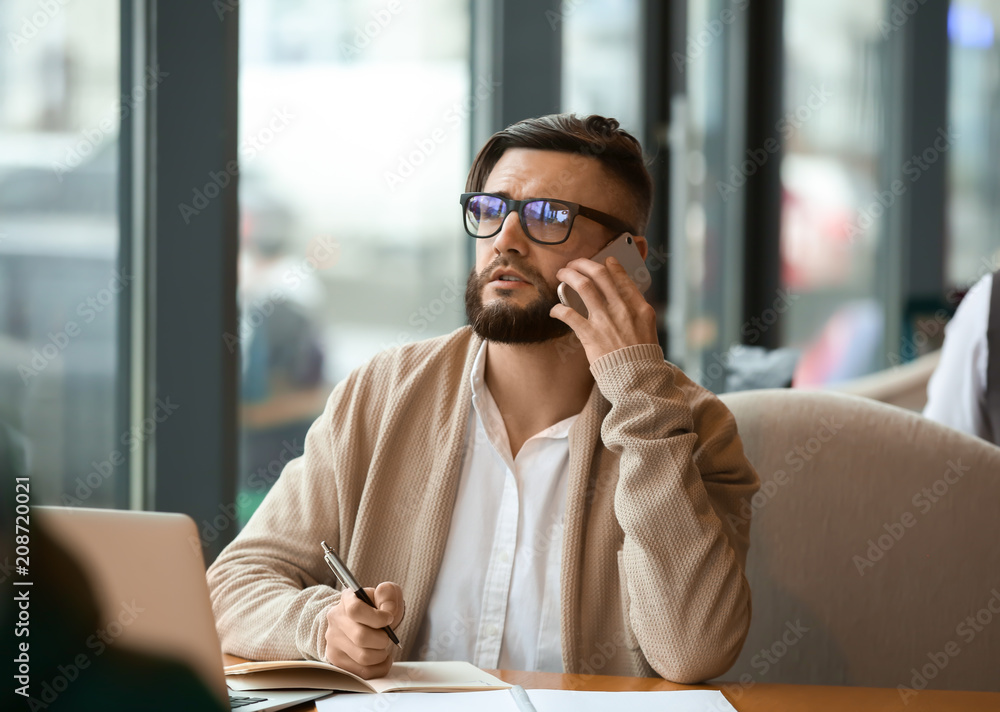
208;113;760;684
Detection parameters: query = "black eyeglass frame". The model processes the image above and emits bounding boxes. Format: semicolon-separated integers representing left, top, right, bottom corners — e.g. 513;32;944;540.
460;192;635;245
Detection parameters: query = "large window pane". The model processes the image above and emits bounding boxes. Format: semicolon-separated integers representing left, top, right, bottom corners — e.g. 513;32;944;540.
236;0;470;523
561;0;643;135
671;0;747;391
0;0;122;506
947;0;1000;289
782;1;889;386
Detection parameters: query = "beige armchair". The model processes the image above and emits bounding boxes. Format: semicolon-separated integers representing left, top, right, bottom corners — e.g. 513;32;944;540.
717;388;1000;692
831;350;941;411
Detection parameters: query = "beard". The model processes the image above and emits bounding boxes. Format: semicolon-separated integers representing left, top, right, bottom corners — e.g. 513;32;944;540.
464;257;573;344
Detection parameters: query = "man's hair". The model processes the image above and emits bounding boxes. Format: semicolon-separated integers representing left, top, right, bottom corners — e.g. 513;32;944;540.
465;113;653;236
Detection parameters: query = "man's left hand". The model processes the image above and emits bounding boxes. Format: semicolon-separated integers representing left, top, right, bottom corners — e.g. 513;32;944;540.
550;256;658;364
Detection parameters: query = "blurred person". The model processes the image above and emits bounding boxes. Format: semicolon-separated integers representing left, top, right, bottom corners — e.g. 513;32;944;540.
923;270;1000;445
208;114;760;684
0;419;223;712
237;195;330;519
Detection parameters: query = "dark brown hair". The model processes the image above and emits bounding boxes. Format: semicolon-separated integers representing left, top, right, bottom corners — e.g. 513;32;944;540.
465;113;653;235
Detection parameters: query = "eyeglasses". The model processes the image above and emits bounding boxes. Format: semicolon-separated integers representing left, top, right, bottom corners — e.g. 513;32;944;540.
460;192;633;245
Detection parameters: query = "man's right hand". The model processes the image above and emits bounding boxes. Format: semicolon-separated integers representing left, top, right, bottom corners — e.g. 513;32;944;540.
324;582;405;679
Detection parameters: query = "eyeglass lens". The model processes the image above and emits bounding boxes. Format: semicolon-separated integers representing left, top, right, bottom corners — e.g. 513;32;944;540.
465;195;573;243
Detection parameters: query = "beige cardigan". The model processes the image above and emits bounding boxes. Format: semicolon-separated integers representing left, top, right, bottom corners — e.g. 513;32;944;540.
207;327;760;683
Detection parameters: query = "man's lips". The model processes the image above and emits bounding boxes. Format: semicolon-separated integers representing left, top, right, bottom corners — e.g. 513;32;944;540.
488;278;532;288
487;268;533;288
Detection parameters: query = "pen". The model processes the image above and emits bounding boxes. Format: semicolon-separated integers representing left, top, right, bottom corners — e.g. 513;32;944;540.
321;541;401;647
510;685;539;712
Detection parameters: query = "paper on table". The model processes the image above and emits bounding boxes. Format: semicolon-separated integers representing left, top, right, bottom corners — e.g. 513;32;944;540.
317;688;739;712
526;689;738;711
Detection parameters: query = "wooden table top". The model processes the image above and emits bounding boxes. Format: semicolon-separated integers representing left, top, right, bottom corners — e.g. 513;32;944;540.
223;656;1000;711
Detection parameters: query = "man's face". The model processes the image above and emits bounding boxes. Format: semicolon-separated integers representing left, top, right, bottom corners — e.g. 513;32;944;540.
464;148;631;344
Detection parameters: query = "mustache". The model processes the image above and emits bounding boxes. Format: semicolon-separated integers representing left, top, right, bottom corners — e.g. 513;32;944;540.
478;256;547;285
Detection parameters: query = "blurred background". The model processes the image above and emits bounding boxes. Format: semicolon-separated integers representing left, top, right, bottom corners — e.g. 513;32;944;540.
1;0;997;542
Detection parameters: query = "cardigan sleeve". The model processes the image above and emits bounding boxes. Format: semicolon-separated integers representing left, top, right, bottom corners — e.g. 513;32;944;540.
206;375;354;662
590;343;760;683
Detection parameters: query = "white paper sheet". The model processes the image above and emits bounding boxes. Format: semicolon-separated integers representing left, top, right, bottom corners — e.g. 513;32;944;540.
317;688;739;712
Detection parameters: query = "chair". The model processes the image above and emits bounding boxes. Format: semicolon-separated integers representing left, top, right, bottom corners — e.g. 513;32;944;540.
830;350;941;412
716;388;1000;692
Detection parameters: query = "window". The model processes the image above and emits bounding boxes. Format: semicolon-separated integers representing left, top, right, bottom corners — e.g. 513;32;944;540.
0;0;123;507
670;0;749;390
947;0;1000;290
561;0;644;136
781;0;890;386
235;0;471;523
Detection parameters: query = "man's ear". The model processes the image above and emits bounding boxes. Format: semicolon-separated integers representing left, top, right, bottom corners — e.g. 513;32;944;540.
632;234;648;261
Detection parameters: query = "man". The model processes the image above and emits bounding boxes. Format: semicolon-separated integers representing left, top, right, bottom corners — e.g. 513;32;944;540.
207;114;760;684
924;270;1000;444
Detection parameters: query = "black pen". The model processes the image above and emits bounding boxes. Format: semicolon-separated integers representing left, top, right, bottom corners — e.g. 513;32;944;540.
321;541;401;647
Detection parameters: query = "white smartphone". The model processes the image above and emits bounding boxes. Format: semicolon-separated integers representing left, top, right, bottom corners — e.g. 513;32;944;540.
557;233;652;318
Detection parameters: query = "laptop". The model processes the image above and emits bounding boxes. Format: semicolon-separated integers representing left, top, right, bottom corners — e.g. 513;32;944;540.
35;506;327;711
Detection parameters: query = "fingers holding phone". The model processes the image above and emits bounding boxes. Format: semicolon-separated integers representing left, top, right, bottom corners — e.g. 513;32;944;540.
550;233;658;363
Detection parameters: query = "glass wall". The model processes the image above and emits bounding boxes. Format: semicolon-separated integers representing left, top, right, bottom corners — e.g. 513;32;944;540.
947;0;1000;291
561;0;644;136
782;0;889;387
236;0;471;522
0;0;122;507
671;0;748;391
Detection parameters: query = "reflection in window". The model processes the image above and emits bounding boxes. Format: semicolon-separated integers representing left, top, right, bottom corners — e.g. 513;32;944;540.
0;0;121;506
237;0;470;523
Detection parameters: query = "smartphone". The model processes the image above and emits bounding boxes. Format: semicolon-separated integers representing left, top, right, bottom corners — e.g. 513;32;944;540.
557;233;652;318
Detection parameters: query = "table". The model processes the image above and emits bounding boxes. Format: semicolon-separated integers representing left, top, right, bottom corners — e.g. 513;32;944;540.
223;656;1000;711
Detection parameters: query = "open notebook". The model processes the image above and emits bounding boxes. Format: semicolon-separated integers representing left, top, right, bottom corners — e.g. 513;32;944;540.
224;660;509;694
316;688;740;711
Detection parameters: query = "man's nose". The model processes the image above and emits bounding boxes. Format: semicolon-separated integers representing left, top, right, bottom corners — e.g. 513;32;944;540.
491;211;532;255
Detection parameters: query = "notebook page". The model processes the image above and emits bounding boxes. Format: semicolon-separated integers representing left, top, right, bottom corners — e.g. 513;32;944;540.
367;661;509;693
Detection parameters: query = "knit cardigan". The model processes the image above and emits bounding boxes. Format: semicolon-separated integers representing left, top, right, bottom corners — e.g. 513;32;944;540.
206;327;760;683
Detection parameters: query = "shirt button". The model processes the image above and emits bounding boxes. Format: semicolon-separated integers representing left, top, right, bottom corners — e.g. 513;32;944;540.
486;624;498;636
499;550;510;563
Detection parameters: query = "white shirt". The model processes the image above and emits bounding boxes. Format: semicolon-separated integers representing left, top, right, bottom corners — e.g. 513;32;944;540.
924;272;993;441
411;341;577;672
